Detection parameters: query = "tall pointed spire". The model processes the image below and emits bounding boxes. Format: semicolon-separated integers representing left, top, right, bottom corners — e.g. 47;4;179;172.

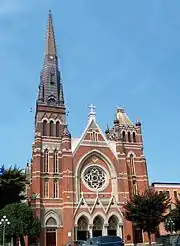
45;10;57;56
37;11;65;108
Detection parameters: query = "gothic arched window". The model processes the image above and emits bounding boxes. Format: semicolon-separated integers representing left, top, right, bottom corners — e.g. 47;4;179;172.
56;121;60;137
93;216;103;230
46;217;57;227
53;181;58;198
44;149;49;173
133;132;136;142
132;180;138;195
53;150;58;173
43;120;47;136
44;180;49;198
128;132;131;142
130;154;135;176
49;121;54;136
122;131;126;142
91;131;98;141
78;216;88;231
108;216;118;230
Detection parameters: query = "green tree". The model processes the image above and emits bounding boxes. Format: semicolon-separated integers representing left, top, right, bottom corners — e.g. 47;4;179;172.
167;199;180;232
0;203;41;246
164;215;176;234
123;188;170;245
0;166;27;209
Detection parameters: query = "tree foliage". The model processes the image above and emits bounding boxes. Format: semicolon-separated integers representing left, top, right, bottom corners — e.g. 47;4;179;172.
164;215;176;234
123;188;170;245
0;203;41;246
167;199;180;232
0;166;27;209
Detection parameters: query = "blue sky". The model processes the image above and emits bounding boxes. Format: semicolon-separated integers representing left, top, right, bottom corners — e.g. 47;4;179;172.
0;0;179;183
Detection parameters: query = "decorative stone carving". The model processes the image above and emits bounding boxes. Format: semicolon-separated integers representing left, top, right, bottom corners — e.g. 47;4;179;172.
53;175;59;182
42;143;60;152
83;166;106;190
91;157;98;163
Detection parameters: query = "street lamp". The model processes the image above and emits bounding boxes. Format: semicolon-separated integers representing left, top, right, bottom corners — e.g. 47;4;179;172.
0;215;10;246
165;217;175;234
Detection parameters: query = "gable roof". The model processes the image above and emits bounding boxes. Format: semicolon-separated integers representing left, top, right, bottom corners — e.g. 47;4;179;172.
72;117;117;159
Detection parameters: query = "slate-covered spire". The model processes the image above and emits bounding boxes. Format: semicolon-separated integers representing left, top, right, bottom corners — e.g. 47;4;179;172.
37;10;65;107
45;10;57;56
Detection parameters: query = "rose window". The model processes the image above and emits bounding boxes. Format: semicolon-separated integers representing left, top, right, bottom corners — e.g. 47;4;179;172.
83;166;106;190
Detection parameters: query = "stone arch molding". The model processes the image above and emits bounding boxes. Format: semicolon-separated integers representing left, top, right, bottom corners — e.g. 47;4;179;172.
74;212;91;226
44;209;62;228
92;212;106;224
42;145;60;152
107;211;123;225
42;117;49;123
127;151;136;158
75;149;117;178
41;118;62;124
75;149;118;201
75;211;123;226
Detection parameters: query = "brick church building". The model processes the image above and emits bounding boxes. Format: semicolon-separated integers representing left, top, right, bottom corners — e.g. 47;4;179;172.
26;11;150;246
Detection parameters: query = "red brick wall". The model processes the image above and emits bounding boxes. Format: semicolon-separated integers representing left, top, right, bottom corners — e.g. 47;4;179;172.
28;108;149;245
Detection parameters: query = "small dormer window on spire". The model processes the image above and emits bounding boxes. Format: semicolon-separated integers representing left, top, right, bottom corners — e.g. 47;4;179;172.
50;68;55;85
50;75;55;84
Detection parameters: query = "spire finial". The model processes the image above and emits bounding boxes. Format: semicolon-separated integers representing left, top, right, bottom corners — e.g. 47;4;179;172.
45;10;57;56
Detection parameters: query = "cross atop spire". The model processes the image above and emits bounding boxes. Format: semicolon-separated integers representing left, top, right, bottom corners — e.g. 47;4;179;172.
88;104;96;122
89;104;96;114
45;10;57;56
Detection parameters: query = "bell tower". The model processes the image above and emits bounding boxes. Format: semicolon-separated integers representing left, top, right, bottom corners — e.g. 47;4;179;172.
35;10;66;137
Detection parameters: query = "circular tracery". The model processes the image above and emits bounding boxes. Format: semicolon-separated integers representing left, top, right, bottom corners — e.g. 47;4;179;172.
83;165;107;190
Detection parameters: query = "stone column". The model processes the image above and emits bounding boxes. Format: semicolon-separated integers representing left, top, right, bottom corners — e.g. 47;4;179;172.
103;224;108;236
117;224;123;238
89;224;93;238
44;228;46;246
74;225;78;240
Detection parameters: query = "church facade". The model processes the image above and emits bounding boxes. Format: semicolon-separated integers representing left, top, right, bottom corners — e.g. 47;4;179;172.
26;12;149;246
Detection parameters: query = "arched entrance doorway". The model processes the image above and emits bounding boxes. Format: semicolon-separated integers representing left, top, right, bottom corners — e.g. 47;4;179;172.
108;216;118;236
46;217;57;246
77;216;89;241
93;216;103;237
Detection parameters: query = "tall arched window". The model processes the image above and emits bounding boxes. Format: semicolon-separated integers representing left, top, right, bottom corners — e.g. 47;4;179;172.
43;149;49;173
133;132;136;142
53;181;58;198
53;150;58;173
43;120;47;136
49;121;54;136
130;154;135;176
132;180;138;195
91;131;98;141
56;121;60;137
122;131;126;142
44;180;49;198
128;132;131;142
